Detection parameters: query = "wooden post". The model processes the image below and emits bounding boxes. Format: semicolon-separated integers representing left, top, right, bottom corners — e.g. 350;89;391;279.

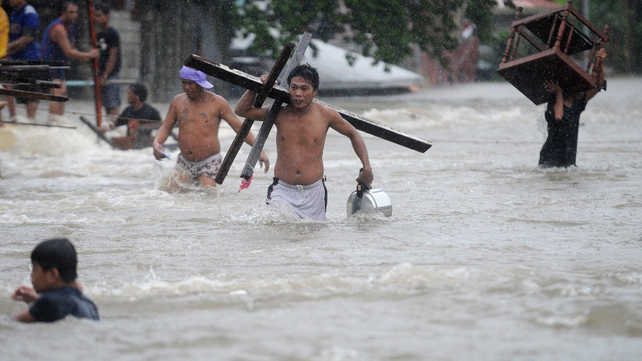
501;7;523;64
213;42;295;185
553;1;572;51
86;0;103;129
591;24;610;83
240;32;313;181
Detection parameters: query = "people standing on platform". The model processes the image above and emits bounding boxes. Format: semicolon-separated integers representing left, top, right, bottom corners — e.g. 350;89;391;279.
153;66;270;191
6;0;40;120
235;64;374;221
113;83;161;149
539;48;607;168
95;4;121;122
40;1;98;121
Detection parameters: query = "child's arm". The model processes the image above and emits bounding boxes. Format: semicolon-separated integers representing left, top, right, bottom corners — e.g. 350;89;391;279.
11;286;38;323
12;286;37;303
13;308;37;322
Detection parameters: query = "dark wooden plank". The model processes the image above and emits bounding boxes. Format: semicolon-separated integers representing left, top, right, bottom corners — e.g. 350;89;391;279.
240;32;313;181
184;54;432;153
79;116;113;147
212;42;296;185
0;88;68;102
318;100;433;152
184;54;291;103
0;120;76;129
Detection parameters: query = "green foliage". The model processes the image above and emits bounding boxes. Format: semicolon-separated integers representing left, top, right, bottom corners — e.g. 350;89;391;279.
465;0;497;42
590;0;642;73
235;0;496;66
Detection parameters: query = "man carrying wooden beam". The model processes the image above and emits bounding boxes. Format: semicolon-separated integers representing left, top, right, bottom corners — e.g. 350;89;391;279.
235;64;374;221
153;66;269;191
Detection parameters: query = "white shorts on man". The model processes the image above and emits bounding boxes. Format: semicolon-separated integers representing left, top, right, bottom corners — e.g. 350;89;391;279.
267;178;327;221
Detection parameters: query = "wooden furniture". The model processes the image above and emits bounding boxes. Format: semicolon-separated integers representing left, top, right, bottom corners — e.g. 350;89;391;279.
497;0;609;105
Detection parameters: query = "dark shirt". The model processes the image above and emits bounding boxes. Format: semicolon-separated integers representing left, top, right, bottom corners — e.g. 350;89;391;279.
29;286;99;322
117;103;162;128
539;96;587;167
97;26;121;76
117;103;163;149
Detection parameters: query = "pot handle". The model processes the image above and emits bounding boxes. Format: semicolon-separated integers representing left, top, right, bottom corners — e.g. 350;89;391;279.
356;168;369;197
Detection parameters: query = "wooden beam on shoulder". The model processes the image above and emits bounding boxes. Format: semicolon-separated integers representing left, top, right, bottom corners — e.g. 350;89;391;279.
184;54;432;153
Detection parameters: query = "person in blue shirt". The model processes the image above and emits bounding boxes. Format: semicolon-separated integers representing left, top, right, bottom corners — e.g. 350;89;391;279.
11;238;100;323
6;0;41;120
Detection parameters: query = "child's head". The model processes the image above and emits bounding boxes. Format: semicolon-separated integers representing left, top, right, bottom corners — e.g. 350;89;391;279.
30;238;78;284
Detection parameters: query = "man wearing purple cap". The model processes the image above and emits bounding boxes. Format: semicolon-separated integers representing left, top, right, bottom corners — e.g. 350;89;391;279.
153;66;269;190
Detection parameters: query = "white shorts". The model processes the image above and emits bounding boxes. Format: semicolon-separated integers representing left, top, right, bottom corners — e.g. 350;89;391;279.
267;178;327;221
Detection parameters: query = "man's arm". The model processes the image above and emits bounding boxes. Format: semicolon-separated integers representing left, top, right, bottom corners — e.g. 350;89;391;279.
327;108;374;188
7;35;35;54
7;13;37;54
234;88;270;121
100;47;118;84
152;99;178;159
51;25;98;60
544;80;564;121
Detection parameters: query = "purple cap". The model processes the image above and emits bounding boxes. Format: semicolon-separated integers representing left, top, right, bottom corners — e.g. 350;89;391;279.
179;66;213;89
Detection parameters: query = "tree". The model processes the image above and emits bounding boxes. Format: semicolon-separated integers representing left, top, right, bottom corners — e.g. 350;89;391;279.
590;0;642;74
235;0;497;66
133;0;499;101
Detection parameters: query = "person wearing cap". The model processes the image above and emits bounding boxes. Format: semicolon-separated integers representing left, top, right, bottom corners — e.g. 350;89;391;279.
153;66;270;190
111;83;161;149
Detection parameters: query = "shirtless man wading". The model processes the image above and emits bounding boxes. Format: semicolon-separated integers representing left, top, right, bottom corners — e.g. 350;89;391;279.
235;64;374;220
153;66;269;190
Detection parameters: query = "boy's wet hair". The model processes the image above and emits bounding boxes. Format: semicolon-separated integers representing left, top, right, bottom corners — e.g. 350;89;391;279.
287;64;319;90
31;238;78;283
95;3;110;15
130;83;148;102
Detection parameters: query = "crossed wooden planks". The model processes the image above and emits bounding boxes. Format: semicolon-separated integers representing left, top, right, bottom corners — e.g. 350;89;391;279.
183;43;432;185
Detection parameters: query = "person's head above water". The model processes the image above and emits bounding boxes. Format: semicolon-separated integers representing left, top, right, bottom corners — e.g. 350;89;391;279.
179;66;213;89
287;64;319;90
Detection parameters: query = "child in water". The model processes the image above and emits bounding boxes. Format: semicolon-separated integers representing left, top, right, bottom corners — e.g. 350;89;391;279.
11;238;99;322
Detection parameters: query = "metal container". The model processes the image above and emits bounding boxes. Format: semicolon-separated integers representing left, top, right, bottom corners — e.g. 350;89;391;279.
346;183;392;217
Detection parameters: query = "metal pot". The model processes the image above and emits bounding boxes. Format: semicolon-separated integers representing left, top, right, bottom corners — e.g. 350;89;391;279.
346;182;392;217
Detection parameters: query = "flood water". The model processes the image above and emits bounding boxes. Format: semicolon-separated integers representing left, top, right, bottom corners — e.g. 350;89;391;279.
1;78;641;360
